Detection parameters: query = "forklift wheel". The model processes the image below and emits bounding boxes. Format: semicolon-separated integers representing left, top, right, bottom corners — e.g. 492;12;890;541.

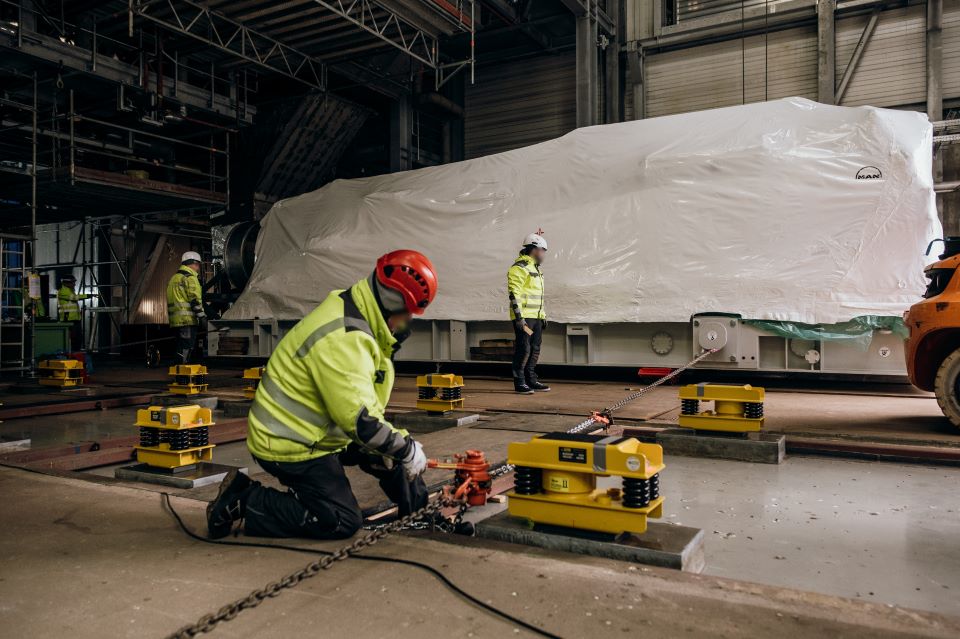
934;347;960;428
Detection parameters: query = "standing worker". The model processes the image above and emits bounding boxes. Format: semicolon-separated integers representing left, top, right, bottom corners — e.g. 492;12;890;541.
508;233;550;394
206;250;438;540
57;274;90;350
166;251;206;365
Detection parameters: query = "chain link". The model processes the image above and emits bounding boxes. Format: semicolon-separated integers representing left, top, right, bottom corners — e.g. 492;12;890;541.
168;495;460;639
170;349;716;637
490;348;718;477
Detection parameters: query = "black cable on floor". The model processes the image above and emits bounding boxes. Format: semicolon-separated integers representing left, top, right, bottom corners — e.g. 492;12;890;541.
160;493;563;639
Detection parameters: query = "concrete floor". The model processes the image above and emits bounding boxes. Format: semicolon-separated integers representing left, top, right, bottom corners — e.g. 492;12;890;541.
3;367;960;635
3;466;959;639
82;440;960;616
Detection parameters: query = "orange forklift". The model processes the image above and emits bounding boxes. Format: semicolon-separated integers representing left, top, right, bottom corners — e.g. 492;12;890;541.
904;237;960;427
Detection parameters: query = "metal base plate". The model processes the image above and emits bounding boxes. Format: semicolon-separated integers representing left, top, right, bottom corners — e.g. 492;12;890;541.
656;427;785;464
476;510;705;572
392;410;480;433
114;462;244;489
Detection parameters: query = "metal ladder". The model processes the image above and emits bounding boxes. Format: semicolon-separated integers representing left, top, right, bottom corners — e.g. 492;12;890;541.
0;237;28;374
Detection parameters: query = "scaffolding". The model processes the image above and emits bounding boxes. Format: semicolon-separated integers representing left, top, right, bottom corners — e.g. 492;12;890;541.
0;236;30;373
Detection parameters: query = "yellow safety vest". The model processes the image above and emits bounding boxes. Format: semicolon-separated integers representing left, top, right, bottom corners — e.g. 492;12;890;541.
507;253;545;320
57;285;90;321
166;266;203;327
246;277;412;463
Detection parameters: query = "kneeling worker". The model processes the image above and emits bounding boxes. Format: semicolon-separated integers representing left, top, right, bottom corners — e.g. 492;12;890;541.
207;250;438;540
508;233;550;394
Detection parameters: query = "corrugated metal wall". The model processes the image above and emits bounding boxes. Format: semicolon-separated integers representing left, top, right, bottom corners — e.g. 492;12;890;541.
464;52;576;159
941;0;960;100
644;26;817;118
677;0;807;23
835;5;926;107
126;233;193;325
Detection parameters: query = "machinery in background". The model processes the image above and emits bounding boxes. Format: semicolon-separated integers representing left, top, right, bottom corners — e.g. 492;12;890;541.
168;364;209;395
416;374;464;414
37;359;84;388
134;405;214;470
506;433;665;535
904;237;960;428
678;383;765;433
242;366;264;399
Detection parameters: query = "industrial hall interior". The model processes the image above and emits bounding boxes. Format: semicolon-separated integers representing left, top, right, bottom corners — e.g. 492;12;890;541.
3;0;960;637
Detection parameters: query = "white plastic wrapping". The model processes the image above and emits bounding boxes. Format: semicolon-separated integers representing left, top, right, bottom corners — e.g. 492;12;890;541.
225;98;941;324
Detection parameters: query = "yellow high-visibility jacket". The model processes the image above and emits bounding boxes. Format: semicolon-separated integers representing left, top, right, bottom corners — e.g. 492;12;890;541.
166;266;203;327
246;276;412;463
507;253;545;320
57;285;90;321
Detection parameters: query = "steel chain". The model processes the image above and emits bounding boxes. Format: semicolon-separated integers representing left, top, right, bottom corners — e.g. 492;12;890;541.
490;348;718;478
168;495;460;639
170;349;717;637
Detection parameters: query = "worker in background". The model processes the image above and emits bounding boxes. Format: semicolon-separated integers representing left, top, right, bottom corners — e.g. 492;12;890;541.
207;250;438;540
166;251;206;365
508;233;550;394
57;274;90;350
11;279;45;320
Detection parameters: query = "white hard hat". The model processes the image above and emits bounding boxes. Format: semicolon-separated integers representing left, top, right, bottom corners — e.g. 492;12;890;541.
181;251;202;263
522;233;548;251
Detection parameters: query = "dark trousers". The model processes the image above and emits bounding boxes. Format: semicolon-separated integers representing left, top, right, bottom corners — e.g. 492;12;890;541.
175;325;198;364
243;444;428;539
512;318;543;384
67;320;82;351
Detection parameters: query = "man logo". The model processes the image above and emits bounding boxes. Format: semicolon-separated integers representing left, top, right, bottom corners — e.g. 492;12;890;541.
856;166;883;180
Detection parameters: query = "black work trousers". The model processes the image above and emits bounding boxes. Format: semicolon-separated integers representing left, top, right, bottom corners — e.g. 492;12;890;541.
512;318;543;384
244;444;428;539
174;325;198;365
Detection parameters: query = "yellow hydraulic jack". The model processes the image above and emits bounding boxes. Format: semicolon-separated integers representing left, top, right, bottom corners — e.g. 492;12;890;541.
38;359;84;387
507;433;665;535
134;405;215;469
168;364;208;395
242;366;264;399
678;383;765;433
416;374;464;414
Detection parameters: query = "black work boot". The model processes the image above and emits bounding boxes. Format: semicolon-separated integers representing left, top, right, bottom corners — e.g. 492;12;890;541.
207;469;252;539
513;378;534;395
528;379;551;392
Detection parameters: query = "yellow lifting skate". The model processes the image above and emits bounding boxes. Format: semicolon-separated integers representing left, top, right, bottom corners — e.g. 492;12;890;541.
134;405;215;469
168;364;208;395
416;374;464;414
507;433;665;535
678;383;765;433
38;359;84;387
242;366;265;399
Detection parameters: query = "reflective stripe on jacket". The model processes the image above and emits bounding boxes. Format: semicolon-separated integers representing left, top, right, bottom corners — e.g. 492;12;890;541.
57;285;90;321
506;253;545;320
246;277;411;464
166;266;202;327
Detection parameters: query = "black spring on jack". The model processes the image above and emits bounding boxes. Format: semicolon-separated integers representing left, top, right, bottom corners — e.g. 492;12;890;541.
418;388;435;400
188;426;209;447
168;431;192;451
649;473;660;500
744;402;764;419
680;399;700;415
139;427;160;447
440;388;462;400
622;477;651;508
513;466;542;495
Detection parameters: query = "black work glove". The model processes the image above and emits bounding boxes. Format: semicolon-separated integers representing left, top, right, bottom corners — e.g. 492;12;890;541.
513;319;527;332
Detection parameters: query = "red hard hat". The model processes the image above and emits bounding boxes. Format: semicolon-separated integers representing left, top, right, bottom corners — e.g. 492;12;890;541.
375;250;438;315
